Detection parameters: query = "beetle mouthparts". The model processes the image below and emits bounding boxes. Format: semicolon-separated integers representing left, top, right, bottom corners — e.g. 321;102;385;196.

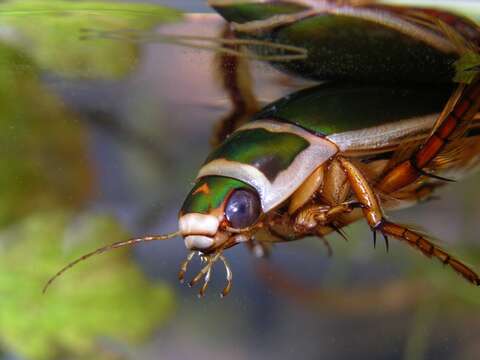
178;251;233;298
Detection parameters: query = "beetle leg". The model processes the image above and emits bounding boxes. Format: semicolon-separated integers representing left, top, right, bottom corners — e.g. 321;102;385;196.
289;165;325;214
329;223;349;242
380;222;480;286
389;182;445;206
377;80;480;194
198;267;212;298
294;202;357;230
337;157;384;229
245;239;272;258
186;251;235;297
316;234;334;257
219;254;233;298
338;157;480;284
178;251;196;284
294;202;361;255
212;25;260;146
372;228;389;252
338;156;411;249
187;256;213;288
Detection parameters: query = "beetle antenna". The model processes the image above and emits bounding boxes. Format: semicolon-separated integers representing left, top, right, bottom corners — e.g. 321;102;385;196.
43;231;180;294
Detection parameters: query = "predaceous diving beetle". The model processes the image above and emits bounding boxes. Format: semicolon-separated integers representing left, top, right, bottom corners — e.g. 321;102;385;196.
45;0;480;297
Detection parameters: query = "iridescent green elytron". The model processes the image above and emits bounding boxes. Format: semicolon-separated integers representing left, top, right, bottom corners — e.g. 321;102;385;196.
253;84;452;135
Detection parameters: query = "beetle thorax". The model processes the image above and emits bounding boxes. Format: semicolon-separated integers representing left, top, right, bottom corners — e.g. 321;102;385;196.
197;120;338;213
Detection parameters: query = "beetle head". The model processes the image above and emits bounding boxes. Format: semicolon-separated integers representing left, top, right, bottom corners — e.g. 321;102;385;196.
179;176;261;253
44;175;262;297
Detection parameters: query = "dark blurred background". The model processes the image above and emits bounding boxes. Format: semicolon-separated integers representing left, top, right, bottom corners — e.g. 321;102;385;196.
1;1;480;359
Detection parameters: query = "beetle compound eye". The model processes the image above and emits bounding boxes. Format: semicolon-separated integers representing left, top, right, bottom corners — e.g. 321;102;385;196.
225;189;261;229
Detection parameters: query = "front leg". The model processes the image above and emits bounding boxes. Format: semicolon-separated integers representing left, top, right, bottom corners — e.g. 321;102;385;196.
294;201;361;255
294;202;358;231
337;157;480;285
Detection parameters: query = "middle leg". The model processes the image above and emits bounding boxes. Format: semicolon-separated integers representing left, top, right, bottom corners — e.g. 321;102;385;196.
337;156;480;285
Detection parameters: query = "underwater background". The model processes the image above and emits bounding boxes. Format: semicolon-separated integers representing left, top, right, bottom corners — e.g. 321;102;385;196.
1;1;480;359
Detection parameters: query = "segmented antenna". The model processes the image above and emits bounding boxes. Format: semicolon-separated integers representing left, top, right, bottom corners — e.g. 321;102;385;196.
43;232;180;293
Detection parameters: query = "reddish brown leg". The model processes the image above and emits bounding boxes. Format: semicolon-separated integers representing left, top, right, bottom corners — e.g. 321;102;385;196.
381;222;480;285
388;182;445;207
315;235;334;257
212;25;259;146
337;157;480;285
378;80;480;193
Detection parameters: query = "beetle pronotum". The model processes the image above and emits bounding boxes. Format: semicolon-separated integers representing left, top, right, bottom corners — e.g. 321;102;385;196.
45;0;480;297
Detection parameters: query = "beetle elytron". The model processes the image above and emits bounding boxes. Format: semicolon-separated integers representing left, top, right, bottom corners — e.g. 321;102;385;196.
45;0;480;297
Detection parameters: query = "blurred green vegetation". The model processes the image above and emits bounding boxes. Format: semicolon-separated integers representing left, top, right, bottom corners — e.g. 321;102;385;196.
0;212;174;360
454;51;480;84
0;43;92;227
0;0;183;78
0;1;182;359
